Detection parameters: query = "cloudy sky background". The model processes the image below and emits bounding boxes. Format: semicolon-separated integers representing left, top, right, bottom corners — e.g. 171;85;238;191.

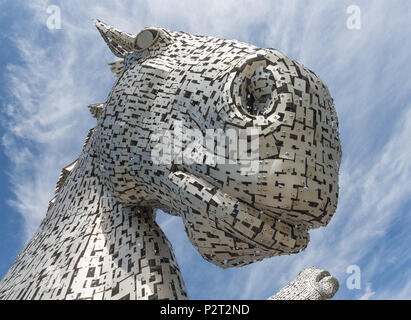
0;0;410;299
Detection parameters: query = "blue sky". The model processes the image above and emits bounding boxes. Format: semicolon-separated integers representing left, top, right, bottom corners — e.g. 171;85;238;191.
0;0;410;299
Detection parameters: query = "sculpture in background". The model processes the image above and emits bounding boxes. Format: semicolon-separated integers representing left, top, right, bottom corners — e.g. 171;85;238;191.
269;267;339;300
0;20;342;300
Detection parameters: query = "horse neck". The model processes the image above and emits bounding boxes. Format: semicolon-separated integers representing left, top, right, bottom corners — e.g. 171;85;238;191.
0;141;187;300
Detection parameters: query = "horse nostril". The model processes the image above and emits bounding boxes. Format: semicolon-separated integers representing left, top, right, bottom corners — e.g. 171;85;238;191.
231;57;279;118
245;87;257;115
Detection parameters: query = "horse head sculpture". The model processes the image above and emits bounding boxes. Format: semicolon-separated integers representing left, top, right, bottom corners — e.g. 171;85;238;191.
0;20;341;300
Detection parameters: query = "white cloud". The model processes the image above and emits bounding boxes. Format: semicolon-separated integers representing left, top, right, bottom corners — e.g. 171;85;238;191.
359;283;375;300
2;1;113;241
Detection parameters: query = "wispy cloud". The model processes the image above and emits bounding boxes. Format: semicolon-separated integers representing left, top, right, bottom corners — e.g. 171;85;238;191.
2;1;113;241
359;283;375;300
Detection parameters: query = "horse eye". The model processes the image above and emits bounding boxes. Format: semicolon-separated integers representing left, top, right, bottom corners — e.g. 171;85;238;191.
134;29;159;50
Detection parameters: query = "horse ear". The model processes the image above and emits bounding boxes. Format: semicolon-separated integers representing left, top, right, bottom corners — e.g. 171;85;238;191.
93;19;136;58
94;19;167;58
